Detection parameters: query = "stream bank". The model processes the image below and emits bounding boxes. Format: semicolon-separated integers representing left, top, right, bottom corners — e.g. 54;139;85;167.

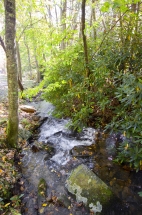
19;100;142;215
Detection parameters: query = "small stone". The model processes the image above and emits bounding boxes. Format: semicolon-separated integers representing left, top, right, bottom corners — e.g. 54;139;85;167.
20;105;36;113
32;115;41;121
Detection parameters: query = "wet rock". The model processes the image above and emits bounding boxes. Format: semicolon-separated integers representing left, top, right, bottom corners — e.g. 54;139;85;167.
31;145;41;153
71;145;96;158
66;164;115;214
19;125;32;140
32;115;41;121
122;187;132;200
20;105;36;113
57;194;71;208
73;211;85;215
38;178;48;215
43;144;55;158
21;180;38;215
24;197;38;215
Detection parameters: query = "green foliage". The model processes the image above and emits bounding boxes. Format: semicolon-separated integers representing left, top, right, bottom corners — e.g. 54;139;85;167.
138;192;142;197
10;194;24;207
109;73;142;133
101;2;111;12
114;141;142;171
0;194;23;214
105;38;142;170
14;0;142;171
22;80;44;99
109;72;142;170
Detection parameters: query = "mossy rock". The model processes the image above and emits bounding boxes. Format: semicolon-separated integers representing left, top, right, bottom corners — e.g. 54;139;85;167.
66;164;115;214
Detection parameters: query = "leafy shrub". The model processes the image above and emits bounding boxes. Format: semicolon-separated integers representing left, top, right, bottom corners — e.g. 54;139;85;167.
39;30;142;170
114;140;142;171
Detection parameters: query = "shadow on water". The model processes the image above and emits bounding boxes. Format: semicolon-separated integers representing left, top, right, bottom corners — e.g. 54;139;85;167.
92;132;142;215
20;101;142;215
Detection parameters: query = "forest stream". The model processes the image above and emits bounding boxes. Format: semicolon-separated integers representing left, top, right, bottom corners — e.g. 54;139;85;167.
19;100;142;215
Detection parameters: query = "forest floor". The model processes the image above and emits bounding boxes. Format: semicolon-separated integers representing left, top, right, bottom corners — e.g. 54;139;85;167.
0;74;40;214
0;96;43;214
0;100;40;214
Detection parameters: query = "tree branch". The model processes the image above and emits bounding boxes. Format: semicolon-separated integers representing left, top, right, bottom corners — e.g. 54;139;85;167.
0;36;6;53
0;36;24;93
81;0;91;78
94;10;129;56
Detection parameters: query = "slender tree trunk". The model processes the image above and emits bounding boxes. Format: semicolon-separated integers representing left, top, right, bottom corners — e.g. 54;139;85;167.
81;0;90;78
0;36;24;93
24;35;32;78
34;52;40;83
119;11;124;45
16;41;22;81
5;0;19;148
16;41;24;94
90;0;97;40
135;2;140;34
54;4;58;26
60;0;67;50
47;5;53;26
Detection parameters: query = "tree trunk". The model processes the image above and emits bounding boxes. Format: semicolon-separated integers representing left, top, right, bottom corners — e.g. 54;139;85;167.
5;0;19;148
81;0;90;78
60;0;67;50
54;4;58;26
34;52;40;83
119;11;124;45
0;36;24;93
16;41;24;94
90;0;97;40
16;41;22;81
24;35;32;78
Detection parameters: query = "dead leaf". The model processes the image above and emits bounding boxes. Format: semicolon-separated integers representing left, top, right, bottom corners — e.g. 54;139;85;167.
42;203;47;207
20;186;24;191
0;169;4;175
4;203;10;207
2;156;6;162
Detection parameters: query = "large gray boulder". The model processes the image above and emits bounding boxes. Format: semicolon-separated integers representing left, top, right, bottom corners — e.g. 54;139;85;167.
66;164;114;214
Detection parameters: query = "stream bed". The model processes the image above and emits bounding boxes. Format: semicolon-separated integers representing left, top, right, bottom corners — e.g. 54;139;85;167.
20;101;142;215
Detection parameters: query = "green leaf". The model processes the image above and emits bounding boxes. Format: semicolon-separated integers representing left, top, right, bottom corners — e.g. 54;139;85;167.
101;2;111;12
138;192;142;197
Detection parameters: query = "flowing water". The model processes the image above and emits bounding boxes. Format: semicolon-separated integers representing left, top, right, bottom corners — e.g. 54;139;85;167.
21;101;142;215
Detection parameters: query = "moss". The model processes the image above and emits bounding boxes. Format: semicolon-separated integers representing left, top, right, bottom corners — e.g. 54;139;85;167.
7;119;18;148
66;164;114;212
38;178;47;197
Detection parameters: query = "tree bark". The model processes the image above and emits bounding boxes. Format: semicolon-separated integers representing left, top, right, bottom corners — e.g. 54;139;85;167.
16;41;22;81
0;36;6;52
60;0;67;50
90;0;97;40
24;35;32;78
34;50;40;83
0;36;24;92
81;0;90;77
5;0;19;148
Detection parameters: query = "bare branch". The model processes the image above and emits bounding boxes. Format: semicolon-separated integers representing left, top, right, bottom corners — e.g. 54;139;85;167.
0;36;6;53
